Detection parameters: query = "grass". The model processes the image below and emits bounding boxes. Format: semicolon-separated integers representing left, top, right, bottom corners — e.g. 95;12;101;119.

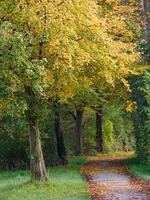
0;156;89;200
124;156;150;181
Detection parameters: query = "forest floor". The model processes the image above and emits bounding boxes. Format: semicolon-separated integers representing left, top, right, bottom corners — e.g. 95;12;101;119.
0;153;150;200
81;152;150;200
0;157;89;200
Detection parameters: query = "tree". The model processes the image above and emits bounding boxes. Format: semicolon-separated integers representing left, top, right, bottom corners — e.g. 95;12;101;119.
65;0;140;154
25;87;48;180
95;106;104;152
42;0;108;158
0;0;49;180
0;0;118;174
0;0;143;168
92;0;140;152
74;105;84;156
53;100;68;165
129;0;150;162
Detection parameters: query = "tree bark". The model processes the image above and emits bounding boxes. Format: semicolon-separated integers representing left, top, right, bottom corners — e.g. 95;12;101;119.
96;107;104;152
74;107;84;156
25;86;48;181
54;102;68;165
141;0;150;42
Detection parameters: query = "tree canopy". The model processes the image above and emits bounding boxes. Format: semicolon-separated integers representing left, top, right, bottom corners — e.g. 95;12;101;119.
0;0;150;181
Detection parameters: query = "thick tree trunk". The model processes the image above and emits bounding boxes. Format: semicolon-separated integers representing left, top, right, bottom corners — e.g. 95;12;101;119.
74;107;84;156
96;107;104;152
54;102;68;166
25;86;48;181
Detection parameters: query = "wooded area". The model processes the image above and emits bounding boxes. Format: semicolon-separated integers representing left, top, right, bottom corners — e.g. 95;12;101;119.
0;1;150;199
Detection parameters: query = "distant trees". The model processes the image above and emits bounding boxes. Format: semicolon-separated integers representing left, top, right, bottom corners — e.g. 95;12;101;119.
130;0;150;162
130;72;150;162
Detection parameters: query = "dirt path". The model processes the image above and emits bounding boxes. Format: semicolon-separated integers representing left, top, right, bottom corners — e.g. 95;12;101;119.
81;154;150;200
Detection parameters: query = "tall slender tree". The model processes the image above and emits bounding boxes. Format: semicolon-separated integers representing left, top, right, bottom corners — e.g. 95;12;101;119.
53;100;68;165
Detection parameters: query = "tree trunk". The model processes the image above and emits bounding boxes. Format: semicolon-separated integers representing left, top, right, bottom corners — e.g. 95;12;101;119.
25;86;48;181
54;102;68;166
74;107;84;156
96;107;104;152
141;0;150;42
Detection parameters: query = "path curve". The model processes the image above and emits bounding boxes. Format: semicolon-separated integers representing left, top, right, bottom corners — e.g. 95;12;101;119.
81;155;150;200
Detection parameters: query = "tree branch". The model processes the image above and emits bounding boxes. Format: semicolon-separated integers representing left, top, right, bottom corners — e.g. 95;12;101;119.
76;37;83;41
57;0;64;6
68;111;76;121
